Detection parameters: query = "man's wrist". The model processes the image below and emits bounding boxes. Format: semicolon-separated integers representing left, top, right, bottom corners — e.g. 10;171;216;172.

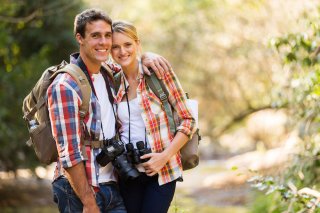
81;191;96;206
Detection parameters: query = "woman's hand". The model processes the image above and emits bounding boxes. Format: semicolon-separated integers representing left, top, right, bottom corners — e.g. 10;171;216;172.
141;152;170;176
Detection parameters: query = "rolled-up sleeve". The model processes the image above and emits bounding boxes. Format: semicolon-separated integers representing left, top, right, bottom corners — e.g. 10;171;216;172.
47;74;84;168
163;68;196;139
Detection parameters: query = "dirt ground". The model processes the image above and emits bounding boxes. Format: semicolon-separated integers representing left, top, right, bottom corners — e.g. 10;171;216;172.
0;160;252;213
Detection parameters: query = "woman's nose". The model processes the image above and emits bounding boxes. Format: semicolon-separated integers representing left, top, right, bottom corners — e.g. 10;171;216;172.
120;46;125;54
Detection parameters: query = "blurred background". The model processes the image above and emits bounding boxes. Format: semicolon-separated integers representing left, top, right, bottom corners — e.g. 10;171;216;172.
1;0;320;212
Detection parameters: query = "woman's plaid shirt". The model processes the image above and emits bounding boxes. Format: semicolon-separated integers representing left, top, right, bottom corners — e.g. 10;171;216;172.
115;67;196;185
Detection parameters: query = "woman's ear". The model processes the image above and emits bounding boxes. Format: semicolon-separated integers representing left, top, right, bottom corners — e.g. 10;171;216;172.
137;40;142;56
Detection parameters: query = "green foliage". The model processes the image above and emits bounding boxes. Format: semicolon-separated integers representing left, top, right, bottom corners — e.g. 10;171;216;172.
0;0;83;171
249;175;320;212
250;192;286;213
250;6;320;213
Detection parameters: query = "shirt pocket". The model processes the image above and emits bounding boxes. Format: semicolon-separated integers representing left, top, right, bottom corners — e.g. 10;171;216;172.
147;91;163;114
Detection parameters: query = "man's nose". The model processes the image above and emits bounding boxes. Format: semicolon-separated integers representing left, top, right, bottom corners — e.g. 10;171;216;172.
99;36;108;44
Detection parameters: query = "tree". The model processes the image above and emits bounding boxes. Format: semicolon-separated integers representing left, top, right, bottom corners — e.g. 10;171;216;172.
0;0;83;172
250;6;320;212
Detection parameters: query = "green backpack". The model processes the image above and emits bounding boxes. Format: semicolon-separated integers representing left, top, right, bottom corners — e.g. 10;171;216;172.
114;71;200;170
22;61;91;164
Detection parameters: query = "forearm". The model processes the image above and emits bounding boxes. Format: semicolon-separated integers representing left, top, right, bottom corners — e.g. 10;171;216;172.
64;162;96;206
162;132;189;160
142;132;189;175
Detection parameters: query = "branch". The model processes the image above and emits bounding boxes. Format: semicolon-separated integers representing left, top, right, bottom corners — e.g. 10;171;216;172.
213;103;288;137
42;0;79;17
0;0;79;24
0;10;40;23
298;187;320;198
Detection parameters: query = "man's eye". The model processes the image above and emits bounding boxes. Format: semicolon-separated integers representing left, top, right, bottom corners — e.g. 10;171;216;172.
112;46;119;49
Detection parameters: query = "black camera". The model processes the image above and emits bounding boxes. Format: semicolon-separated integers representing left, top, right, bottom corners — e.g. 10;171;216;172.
136;141;152;163
96;138;139;181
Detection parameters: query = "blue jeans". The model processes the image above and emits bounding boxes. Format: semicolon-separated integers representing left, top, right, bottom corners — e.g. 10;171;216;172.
119;173;176;213
52;177;126;213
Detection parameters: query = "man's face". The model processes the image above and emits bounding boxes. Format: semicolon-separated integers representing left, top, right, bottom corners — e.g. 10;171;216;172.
76;20;112;68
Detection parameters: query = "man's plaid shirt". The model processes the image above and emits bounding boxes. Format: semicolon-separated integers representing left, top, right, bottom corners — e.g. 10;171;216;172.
47;60;114;187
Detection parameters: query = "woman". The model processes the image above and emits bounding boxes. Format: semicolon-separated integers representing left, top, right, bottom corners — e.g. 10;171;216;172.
111;21;196;213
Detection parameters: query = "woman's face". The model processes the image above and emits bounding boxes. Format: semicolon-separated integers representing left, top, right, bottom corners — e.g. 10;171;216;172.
111;32;139;68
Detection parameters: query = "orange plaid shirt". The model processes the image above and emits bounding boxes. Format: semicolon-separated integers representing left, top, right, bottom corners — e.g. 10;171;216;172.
115;67;196;185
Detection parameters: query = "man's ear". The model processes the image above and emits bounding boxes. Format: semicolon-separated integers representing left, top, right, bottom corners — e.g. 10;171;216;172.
75;33;83;45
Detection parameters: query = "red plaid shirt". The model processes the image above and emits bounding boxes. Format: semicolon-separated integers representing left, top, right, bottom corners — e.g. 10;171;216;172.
116;67;196;185
47;55;117;187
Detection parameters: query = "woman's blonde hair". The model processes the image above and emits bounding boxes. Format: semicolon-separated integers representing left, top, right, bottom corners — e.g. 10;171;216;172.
112;21;139;42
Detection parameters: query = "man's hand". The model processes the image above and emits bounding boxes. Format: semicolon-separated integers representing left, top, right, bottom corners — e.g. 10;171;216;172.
83;201;100;213
65;163;100;213
141;52;172;79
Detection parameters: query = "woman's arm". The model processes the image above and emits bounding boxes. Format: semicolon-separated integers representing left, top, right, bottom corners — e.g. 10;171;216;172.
141;67;196;176
141;132;189;176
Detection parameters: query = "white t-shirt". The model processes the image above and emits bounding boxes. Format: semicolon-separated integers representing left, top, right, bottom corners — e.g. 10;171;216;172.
118;98;149;172
118;98;147;146
92;72;117;183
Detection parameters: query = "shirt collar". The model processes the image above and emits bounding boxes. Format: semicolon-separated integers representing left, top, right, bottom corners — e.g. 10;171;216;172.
121;59;144;90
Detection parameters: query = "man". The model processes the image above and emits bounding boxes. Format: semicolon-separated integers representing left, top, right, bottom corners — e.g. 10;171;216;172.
47;9;170;213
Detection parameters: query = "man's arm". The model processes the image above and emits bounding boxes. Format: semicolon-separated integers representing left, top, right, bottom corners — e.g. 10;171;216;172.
47;75;99;212
141;52;172;79
65;163;99;213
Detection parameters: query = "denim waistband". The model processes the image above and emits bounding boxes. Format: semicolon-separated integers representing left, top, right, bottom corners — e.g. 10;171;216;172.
99;181;117;186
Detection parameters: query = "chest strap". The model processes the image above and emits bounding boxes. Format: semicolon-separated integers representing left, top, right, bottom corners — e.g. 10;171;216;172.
84;136;118;149
84;140;104;149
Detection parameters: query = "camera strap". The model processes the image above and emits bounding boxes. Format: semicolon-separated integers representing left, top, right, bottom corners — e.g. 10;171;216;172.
123;79;148;148
100;69;118;144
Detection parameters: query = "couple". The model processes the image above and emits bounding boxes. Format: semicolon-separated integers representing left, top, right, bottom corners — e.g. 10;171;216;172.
48;8;196;213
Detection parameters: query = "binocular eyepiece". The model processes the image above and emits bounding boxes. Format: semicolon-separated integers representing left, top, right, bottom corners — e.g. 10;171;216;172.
126;141;152;164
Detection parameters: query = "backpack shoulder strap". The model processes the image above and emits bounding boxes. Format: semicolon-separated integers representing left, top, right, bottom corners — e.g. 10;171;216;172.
54;64;91;159
145;71;176;134
55;64;91;118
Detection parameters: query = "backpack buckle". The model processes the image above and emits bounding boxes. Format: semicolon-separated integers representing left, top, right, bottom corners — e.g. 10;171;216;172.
159;93;167;101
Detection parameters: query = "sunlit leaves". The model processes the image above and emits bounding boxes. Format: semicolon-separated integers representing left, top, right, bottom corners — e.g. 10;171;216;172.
0;0;82;171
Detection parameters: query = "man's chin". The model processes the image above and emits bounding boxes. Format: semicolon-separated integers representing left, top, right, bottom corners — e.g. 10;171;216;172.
96;55;109;62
